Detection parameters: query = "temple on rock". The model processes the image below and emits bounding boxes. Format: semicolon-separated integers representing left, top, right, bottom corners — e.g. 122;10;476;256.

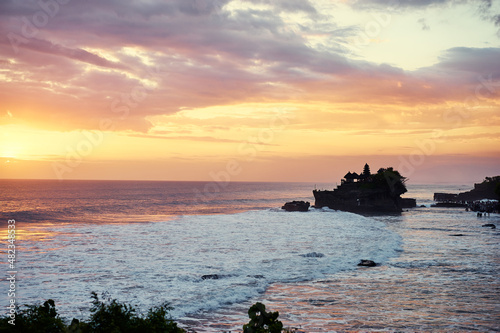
313;164;416;214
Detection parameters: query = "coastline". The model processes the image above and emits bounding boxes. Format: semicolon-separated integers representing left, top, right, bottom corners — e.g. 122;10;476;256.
185;205;500;332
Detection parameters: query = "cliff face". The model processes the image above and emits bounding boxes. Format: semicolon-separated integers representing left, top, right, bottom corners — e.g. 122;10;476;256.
434;176;500;203
457;177;500;201
313;184;403;213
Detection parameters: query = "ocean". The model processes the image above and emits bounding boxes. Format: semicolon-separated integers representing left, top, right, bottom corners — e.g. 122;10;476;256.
0;180;499;332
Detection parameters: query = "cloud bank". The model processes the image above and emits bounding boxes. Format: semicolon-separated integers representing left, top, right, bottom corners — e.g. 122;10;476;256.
0;0;498;134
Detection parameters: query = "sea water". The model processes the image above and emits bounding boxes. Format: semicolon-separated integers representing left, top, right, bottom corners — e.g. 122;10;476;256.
0;180;498;332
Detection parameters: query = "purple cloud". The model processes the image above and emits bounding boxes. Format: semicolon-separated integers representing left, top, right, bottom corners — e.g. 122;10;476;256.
0;0;498;132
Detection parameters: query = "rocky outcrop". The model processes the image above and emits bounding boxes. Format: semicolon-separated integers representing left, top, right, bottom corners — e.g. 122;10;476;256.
357;259;377;267
457;177;500;202
313;185;404;213
282;201;310;212
399;198;417;208
433;176;500;211
313;165;415;214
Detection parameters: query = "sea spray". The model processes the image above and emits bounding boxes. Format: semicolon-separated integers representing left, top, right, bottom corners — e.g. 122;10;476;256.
6;208;401;319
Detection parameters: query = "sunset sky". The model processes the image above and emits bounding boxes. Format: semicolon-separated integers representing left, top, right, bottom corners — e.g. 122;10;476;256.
1;0;500;183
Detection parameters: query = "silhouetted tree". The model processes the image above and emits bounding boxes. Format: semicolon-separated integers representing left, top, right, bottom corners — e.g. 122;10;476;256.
363;163;371;177
372;167;407;197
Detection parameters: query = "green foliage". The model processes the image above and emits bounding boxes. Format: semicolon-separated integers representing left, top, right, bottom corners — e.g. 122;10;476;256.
0;294;184;333
139;303;182;332
87;292;137;332
0;296;301;333
243;302;283;333
0;299;66;333
374;167;407;197
86;292;184;333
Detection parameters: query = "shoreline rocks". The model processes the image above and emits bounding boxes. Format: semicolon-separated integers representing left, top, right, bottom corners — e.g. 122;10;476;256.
357;259;377;267
300;252;325;258
282;201;310;212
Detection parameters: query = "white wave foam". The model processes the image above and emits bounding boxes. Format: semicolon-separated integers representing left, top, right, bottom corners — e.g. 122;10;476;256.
5;209;401;319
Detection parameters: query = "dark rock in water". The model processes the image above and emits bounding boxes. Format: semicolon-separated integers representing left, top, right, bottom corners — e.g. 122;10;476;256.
300;252;325;258
482;223;496;229
282;200;310;212
357;259;377;267
399;198;417;208
450;234;465;237
307;299;336;307
201;274;219;280
420;205;426;208
290;329;307;333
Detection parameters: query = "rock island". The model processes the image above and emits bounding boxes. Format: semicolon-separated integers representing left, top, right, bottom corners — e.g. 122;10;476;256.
313;164;416;214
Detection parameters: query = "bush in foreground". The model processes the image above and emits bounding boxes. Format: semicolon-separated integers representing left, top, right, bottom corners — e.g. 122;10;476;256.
86;292;184;333
0;293;184;333
0;299;66;333
0;296;303;333
243;302;283;333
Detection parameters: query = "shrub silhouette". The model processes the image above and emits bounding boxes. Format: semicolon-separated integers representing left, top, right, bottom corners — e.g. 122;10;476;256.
87;292;138;332
0;296;296;333
86;292;183;333
0;299;65;333
0;294;184;333
243;302;283;333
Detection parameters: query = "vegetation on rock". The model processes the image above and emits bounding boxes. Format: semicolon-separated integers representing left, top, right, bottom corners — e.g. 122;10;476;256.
374;167;407;197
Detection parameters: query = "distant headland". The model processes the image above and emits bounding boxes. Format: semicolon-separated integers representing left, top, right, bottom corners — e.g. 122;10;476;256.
433;176;500;213
312;163;416;214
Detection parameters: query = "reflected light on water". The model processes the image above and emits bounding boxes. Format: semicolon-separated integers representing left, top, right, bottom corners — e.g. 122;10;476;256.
228;265;499;332
3;224;58;243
